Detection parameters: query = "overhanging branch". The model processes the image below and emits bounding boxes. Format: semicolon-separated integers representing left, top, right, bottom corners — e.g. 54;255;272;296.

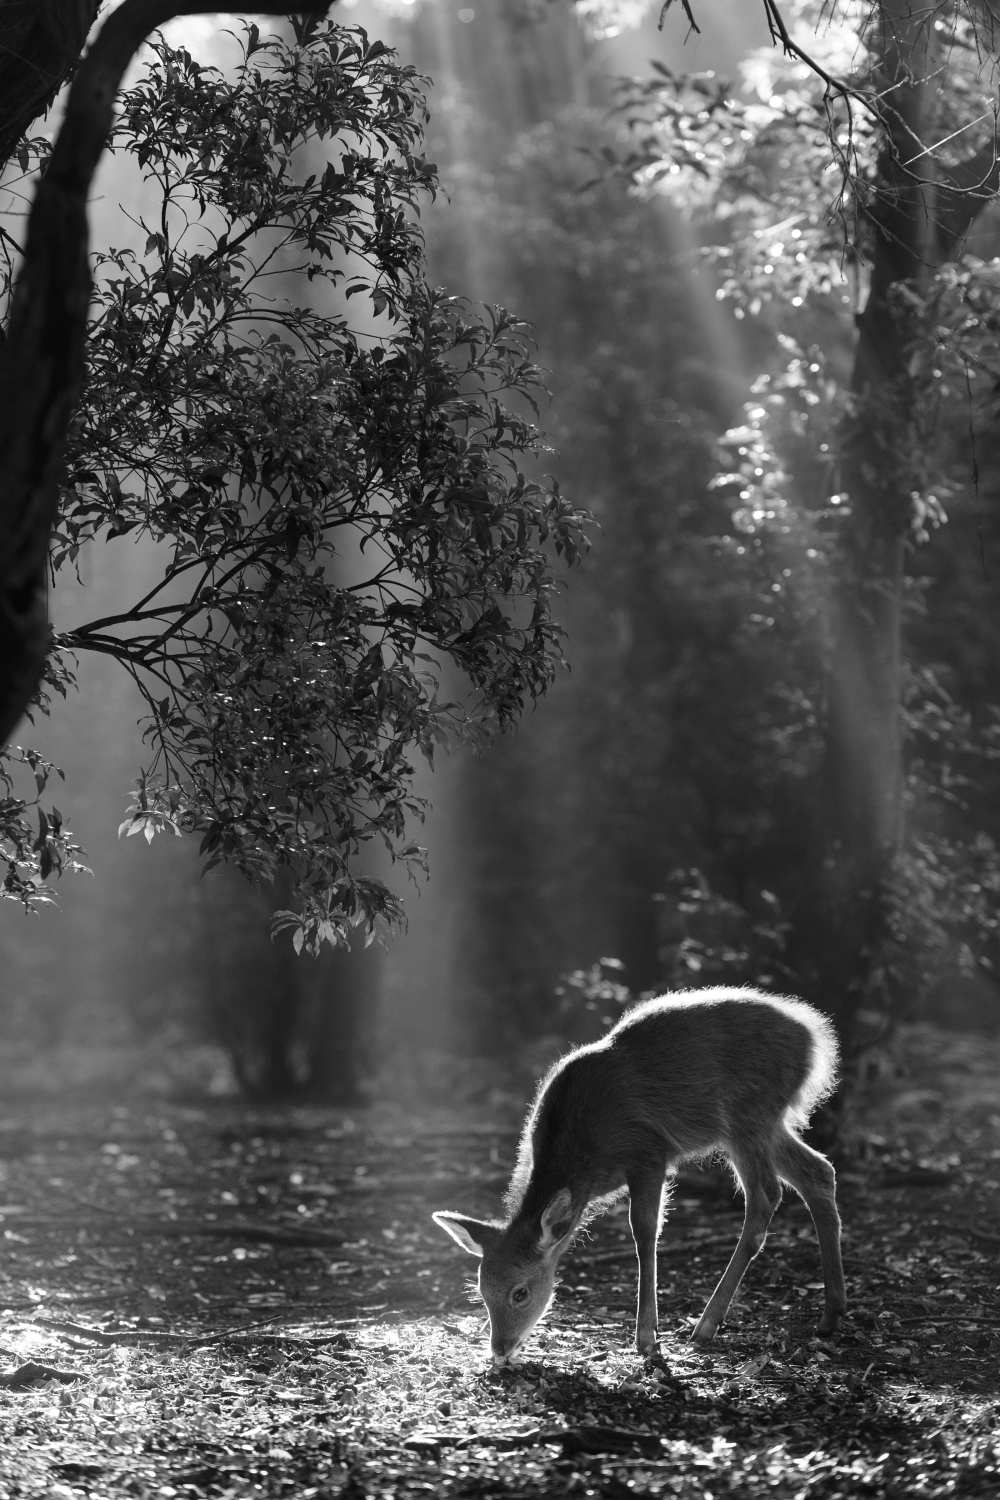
0;0;333;748
0;1;101;167
936;135;1000;254
659;0;875;111
659;0;998;262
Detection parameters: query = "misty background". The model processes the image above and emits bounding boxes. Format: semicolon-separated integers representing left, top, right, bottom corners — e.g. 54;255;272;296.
3;0;996;1102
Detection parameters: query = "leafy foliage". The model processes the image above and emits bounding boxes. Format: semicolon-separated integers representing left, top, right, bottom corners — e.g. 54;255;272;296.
591;0;1000;1023
550;956;633;1042
0;745;88;907
418;101;746;1016
0;20;587;948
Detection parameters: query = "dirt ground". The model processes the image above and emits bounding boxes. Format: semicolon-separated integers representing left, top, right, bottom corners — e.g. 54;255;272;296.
0;1023;997;1498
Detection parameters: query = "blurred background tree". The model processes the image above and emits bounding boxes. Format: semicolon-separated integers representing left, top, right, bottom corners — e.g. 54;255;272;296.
0;10;587;1097
611;0;1000;1059
398;0;1000;1068
1;0;997;1107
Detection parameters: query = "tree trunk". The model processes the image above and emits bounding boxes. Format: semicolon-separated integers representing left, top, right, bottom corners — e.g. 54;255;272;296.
0;0;332;748
301;937;379;1103
794;1;997;1043
0;2;100;167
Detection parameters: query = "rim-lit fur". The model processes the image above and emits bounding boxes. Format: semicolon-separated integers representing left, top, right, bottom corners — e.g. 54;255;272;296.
434;986;846;1361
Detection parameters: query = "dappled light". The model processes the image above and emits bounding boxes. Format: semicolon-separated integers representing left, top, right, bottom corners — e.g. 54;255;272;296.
1;1024;998;1492
2;1;1000;1496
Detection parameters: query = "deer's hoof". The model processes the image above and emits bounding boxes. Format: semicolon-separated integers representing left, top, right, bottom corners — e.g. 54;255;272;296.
817;1307;844;1339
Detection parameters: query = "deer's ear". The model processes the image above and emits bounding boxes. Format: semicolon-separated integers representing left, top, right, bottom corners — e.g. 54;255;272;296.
432;1210;501;1258
537;1187;574;1251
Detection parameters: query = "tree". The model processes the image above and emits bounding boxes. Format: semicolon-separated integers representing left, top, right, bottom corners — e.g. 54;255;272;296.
621;0;1000;1042
428;100;740;1014
0;8;587;956
0;1;334;750
0;2;101;168
815;1;999;1025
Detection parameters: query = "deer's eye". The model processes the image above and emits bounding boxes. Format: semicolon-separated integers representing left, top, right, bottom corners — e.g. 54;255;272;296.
511;1285;530;1307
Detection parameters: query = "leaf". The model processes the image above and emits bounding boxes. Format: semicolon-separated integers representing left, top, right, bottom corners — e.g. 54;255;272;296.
14;19;589;933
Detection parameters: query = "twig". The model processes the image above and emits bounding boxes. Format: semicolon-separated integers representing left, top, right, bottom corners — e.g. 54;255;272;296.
660;0;874;115
0;1359;86;1387
7;1200;348;1249
762;0;869;102
405;1424;669;1458
35;1316;355;1350
37;1319;191;1347
658;0;700;35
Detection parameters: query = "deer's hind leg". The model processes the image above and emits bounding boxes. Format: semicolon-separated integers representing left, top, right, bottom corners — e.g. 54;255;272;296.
691;1148;782;1346
773;1127;846;1336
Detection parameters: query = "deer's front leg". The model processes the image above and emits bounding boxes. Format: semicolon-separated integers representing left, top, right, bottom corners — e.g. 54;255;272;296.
627;1167;668;1355
691;1151;781;1346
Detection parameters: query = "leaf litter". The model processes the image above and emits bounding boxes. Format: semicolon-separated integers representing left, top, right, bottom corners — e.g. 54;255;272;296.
0;1023;997;1497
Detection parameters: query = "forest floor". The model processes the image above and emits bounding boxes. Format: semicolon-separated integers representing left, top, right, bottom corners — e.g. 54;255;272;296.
0;1023;997;1499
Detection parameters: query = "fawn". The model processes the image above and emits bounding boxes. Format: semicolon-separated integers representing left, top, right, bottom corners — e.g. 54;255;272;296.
433;986;846;1363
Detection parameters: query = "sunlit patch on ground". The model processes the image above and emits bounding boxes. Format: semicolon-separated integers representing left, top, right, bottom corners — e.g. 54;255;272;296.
2;1320;52;1358
0;1025;998;1497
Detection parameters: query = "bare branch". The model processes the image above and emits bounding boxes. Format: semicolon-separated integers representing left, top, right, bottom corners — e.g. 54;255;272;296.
660;0;874;110
658;0;701;35
936;133;1000;252
761;0;875;112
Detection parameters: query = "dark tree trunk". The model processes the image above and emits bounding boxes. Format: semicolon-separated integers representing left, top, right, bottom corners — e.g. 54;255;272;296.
301;937;380;1103
0;2;100;167
792;1;999;1044
0;0;332;748
201;872;376;1102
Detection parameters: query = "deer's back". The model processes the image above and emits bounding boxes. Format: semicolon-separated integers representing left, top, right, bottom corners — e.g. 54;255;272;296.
535;989;833;1170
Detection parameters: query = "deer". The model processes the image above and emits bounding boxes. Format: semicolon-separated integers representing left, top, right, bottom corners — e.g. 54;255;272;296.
433;986;846;1364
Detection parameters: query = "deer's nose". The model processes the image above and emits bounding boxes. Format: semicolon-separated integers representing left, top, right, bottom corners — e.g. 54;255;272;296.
490;1337;520;1366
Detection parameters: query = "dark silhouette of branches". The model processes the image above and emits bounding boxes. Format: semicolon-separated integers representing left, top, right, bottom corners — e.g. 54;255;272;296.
0;0;332;748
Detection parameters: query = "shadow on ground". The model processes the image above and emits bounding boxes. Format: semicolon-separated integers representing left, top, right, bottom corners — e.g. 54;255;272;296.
0;1024;997;1497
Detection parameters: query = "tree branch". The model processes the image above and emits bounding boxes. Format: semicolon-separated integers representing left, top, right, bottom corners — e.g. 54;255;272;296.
659;0;874;112
759;0;874;113
0;0;333;748
0;1;100;167
935;136;1000;255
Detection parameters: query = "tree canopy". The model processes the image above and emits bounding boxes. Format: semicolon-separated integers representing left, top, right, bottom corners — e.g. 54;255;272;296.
0;6;588;949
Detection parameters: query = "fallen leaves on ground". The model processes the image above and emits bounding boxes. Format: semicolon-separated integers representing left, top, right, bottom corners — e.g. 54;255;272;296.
0;1023;997;1498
